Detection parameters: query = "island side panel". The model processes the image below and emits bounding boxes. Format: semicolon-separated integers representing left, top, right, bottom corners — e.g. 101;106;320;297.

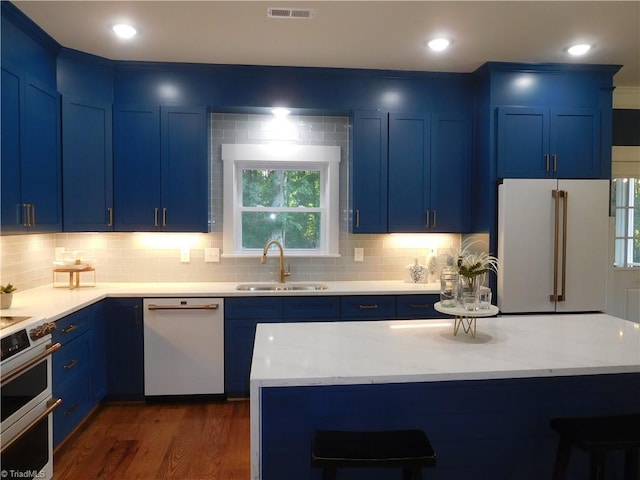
260;373;640;480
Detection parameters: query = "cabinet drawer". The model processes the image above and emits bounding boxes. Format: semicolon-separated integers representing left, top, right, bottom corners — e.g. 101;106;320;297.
283;296;340;321
225;297;283;319
53;332;90;387
340;295;396;320
53;308;92;344
396;294;443;319
53;369;92;448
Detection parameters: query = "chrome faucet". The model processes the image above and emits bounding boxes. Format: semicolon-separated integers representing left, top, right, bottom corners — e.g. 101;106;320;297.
261;240;291;283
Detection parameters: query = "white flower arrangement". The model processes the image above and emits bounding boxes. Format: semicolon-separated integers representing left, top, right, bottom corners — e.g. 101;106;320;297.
455;238;499;290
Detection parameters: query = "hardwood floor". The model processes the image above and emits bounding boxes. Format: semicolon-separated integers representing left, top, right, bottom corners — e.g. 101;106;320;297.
54;400;251;480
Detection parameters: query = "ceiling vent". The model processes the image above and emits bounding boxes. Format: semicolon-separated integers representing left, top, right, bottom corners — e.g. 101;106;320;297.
267;7;315;19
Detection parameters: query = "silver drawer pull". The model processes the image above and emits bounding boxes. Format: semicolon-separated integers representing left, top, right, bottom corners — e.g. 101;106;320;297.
147;304;219;311
409;304;431;309
358;304;378;309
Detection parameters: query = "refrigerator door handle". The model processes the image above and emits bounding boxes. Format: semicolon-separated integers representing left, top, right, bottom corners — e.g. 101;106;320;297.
558;190;568;302
550;190;561;302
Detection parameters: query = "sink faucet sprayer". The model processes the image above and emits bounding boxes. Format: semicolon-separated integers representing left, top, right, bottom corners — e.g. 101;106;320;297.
261;240;291;283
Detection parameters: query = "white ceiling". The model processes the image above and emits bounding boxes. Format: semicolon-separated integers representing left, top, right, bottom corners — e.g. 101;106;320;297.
13;1;640;87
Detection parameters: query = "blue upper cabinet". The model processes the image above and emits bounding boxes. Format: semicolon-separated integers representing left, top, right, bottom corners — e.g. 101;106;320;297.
388;112;471;233
62;96;113;231
113;105;162;231
1;67;62;233
113;104;208;232
350;110;388;233
497;106;600;178
160;106;208;232
388;112;431;232
430;114;471;231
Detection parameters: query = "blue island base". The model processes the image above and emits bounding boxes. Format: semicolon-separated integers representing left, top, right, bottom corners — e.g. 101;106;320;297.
260;373;640;480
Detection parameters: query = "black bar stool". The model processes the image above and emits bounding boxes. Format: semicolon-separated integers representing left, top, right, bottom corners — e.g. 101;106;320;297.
550;413;640;480
311;429;436;480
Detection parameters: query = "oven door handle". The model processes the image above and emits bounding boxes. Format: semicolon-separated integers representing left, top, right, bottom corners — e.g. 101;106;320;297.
0;397;62;454
0;342;61;387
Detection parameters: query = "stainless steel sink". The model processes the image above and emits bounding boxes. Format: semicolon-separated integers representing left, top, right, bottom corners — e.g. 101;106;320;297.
235;283;328;292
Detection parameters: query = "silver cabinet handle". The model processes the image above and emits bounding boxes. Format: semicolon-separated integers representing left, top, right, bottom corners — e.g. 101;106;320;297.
432;210;437;229
425;210;430;228
107;207;114;227
545;154;550;172
162;208;167;227
154;208;159;227
358;304;379;310
553;154;558;173
355;209;360;229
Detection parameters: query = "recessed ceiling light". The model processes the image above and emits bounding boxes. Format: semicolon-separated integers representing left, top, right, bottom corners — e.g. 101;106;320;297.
426;38;451;52
567;43;593;56
112;24;137;39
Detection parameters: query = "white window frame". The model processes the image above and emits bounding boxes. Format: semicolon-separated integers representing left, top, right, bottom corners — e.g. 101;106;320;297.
613;176;639;268
221;144;340;257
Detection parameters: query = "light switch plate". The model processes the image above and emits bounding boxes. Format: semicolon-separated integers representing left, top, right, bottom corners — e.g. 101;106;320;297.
180;247;190;263
205;247;220;263
354;247;364;262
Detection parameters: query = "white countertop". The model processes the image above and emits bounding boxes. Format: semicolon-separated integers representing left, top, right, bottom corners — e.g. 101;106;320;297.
0;280;439;331
250;314;640;387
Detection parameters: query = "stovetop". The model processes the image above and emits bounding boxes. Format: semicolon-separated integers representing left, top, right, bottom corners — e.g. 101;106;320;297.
0;316;32;330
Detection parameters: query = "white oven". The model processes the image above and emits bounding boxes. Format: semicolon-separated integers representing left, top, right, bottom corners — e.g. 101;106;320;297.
1;317;60;480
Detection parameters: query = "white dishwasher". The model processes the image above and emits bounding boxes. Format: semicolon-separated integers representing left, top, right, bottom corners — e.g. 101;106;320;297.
143;298;224;397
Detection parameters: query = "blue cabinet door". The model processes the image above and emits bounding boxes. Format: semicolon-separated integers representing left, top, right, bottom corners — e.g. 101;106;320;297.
430;114;472;232
350;110;388;233
1;67;23;233
225;297;282;397
105;298;144;400
91;301;107;403
22;76;62;232
388;112;431;232
497;106;550;178
1;69;61;233
160;106;208;232
113;105;161;231
62;96;113;231
550;108;600;178
497;106;601;179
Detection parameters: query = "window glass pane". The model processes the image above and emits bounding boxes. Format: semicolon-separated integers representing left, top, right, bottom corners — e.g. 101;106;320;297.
242;169;320;208
241;212;321;249
612;177;640;267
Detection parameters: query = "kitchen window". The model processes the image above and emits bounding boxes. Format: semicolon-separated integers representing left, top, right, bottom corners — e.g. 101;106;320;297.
612;177;639;267
221;144;340;256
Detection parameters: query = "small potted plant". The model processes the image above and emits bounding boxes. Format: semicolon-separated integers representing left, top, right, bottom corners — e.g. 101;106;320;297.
1;283;17;309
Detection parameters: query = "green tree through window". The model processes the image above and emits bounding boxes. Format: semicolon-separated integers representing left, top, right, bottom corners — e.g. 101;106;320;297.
240;168;321;249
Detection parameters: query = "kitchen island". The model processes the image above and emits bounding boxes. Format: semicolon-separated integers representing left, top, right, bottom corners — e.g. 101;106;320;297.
250;314;640;480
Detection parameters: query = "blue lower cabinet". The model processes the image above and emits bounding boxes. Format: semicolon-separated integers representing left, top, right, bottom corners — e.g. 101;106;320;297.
225;297;282;397
283;296;341;321
52;305;101;449
105;298;144;400
340;295;396;320
396;294;446;319
53;369;92;448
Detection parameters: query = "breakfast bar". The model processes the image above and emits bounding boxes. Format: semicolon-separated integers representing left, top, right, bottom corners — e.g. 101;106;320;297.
250;314;640;480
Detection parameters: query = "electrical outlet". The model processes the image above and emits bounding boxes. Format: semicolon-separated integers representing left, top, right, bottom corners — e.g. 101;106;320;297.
205;247;220;263
180;247;190;263
354;247;364;262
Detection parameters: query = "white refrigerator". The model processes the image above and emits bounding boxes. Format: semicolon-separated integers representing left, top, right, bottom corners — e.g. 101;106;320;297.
497;179;609;313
